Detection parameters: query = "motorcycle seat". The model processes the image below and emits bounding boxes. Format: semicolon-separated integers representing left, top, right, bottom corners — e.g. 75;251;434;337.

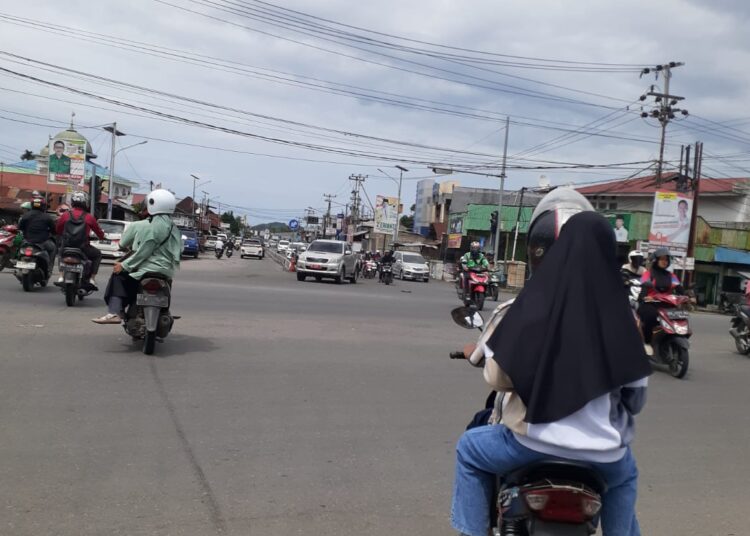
142;272;170;280
504;460;607;494
62;247;86;257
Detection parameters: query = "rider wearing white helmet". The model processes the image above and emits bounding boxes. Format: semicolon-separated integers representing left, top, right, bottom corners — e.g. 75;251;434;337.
93;189;182;324
622;250;646;278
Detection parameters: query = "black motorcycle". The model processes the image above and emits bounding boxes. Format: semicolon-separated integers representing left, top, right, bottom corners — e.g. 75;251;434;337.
123;273;177;355
380;262;393;285
58;247;96;306
13;242;51;291
450;306;605;534
729;304;750;356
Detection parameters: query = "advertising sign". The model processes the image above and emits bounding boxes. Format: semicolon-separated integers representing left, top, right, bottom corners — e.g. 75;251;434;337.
447;233;463;249
608;213;632;243
448;212;464;235
648;191;693;249
374;195;399;235
47;138;86;188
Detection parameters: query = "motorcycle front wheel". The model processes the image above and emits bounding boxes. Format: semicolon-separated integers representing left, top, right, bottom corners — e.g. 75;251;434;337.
667;343;689;379
474;291;485;311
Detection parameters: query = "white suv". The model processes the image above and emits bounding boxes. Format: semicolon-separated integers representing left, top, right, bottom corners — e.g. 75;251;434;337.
240;239;264;259
276;239;290;253
296;240;358;284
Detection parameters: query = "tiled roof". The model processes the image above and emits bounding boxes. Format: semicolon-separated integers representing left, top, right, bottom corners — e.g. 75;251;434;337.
576;173;748;195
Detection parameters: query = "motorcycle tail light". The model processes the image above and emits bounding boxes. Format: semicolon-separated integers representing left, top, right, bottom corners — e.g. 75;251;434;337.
523;487;600;524
25;247;33;256
141;278;164;293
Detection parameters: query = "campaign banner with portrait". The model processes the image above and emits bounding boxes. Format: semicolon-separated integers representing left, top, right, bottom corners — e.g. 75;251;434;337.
447;233;463;249
608;213;632;243
374;195;398;235
47;138;86;187
648;191;694;249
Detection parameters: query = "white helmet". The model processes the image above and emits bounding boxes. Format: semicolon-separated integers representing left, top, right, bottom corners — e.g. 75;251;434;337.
71;191;88;208
146;189;176;215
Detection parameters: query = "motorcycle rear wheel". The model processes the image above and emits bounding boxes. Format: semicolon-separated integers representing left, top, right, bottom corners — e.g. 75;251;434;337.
64;284;76;307
143;331;157;355
21;273;33;292
735;336;750;355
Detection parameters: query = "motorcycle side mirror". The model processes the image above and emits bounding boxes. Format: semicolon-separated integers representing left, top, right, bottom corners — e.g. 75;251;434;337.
451;306;484;330
344;249;352;255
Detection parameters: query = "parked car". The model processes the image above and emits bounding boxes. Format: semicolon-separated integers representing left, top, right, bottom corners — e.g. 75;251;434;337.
240;239;264;259
393;251;430;282
204;235;218;250
296;239;358;283
180;228;200;258
91;219;130;261
277;239;291;253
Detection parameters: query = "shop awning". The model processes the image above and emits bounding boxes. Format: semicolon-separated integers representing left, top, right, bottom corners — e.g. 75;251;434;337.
714;247;750;266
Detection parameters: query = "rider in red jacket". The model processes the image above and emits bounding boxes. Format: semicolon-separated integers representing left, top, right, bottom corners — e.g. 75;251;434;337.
638;247;683;355
55;192;105;287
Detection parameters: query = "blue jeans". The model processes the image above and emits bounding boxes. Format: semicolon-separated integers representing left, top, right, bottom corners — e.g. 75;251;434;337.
451;425;641;536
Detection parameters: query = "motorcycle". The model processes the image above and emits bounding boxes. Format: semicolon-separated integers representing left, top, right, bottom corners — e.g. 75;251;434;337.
456;268;489;311
729;304;750;356
450;305;606;535
13;242;52;291
123;273;177;355
58;247;96;306
363;260;378;279
0;222;20;271
225;243;234;258
215;245;224;259
488;269;504;301
380;262;394;285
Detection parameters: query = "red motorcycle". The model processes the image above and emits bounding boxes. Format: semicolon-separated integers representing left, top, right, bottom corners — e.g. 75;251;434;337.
0;223;20;272
457;267;489;311
644;292;691;378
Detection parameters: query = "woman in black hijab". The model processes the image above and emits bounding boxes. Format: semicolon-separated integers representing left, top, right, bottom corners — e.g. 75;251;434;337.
451;209;651;536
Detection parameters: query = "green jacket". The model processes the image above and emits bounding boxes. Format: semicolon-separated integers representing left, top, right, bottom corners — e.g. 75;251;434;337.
461;251;489;270
121;215;181;280
48;154;71;174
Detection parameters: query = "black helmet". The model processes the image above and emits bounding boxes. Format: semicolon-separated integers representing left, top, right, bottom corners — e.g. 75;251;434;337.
526;188;594;273
31;197;47;211
652;247;671;267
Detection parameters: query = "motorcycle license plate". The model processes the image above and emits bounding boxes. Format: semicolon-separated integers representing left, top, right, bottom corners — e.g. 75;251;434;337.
136;294;169;307
15;261;36;269
98;239;112;245
64;264;83;273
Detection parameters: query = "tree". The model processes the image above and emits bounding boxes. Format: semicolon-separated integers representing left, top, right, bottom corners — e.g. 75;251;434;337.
400;203;416;231
20;150;35;161
221;211;244;235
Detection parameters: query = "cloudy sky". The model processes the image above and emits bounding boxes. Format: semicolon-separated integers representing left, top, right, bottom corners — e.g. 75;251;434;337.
1;0;749;223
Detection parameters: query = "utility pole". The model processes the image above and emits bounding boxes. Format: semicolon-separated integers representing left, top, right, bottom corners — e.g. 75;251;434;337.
349;173;367;230
511;187;526;261
103;122;125;219
322;193;336;239
494;116;509;268
393;165;408;244
638;62;688;184
686;141;703;287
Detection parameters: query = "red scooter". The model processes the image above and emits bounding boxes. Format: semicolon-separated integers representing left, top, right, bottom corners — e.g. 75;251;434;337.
457;266;489;311
0;223;20;272
643;292;692;378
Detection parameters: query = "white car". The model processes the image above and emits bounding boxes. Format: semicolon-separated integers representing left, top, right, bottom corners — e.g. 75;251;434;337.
393;251;430;282
241;239;264;259
204;235;218;250
296;239;358;284
90;219;130;260
276;239;291;253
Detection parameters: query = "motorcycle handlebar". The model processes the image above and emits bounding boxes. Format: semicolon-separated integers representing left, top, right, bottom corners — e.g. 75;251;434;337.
449;351;466;360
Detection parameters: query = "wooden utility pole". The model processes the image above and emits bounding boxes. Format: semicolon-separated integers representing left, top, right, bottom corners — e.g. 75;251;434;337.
493;116;509;268
322;193;336;239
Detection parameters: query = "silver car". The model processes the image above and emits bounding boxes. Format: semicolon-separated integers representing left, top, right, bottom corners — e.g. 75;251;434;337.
296;239;358;284
394;251;430;282
90;219;130;261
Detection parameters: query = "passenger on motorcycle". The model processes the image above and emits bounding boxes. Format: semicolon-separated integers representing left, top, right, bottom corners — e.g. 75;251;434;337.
451;189;651;536
459;242;489;296
93;189;181;324
622;250;645;279
638;248;683;356
55;192;105;287
18;196;57;267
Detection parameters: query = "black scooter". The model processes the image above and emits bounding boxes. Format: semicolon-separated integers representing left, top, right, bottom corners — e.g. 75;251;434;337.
730;304;750;355
58;247;96;306
450;306;605;535
13;242;52;291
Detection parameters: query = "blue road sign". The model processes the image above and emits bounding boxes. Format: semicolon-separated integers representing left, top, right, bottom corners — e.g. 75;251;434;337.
288;219;299;230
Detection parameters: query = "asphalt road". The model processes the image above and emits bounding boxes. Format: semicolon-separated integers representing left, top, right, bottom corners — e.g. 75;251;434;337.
1;256;748;535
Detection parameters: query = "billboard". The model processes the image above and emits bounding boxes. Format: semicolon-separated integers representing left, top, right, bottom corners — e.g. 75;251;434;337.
648;191;693;249
47;138;86;189
607;213;632;243
447;233;463;249
375;195;399;235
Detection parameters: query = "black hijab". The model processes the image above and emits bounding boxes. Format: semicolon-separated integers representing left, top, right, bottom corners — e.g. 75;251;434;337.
487;211;651;424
